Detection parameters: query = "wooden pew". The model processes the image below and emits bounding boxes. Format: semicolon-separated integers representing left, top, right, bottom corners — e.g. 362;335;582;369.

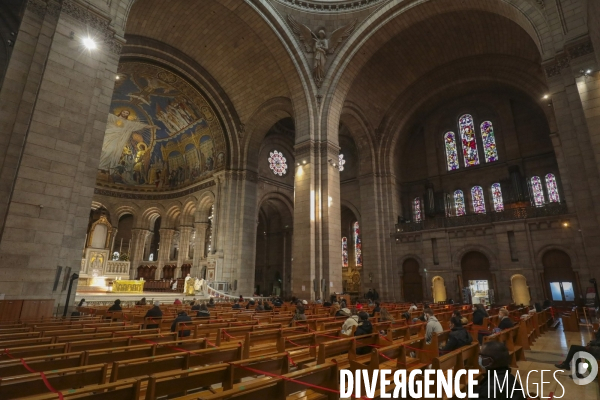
18;379;142;400
242;327;308;358
0;342;68;358
0;352;85;378
0;337;54;349
0;364;108;399
483;326;525;367
316;333;382;368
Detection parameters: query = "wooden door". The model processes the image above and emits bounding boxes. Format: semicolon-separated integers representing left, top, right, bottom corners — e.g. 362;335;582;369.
0;300;23;322
402;258;423;302
20;300;41;320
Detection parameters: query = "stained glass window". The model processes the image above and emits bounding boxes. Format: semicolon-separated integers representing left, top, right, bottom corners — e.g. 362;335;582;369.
338;154;345;172
471;186;486;214
342;237;348;267
354;222;362;267
413;197;423;222
454;190;466;216
444;131;459;171
530;176;545;206
545;173;560;203
480;121;498;163
268;150;287;176
459;114;480;167
491;183;504;212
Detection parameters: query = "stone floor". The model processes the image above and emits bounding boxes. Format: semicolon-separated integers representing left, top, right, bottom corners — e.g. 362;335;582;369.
518;325;600;399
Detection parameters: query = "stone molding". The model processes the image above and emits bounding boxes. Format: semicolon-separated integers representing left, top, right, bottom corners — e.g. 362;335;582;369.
275;0;387;13
94;180;215;200
544;39;594;78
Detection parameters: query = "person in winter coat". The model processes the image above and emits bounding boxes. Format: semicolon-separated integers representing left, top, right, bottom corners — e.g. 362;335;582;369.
341;310;359;336
336;306;350;318
171;311;192;337
144;301;163;329
497;309;514;331
441;317;473;352
173;298;182;305
354;312;374;355
472;304;489;325
370;301;381;317
207;297;216;308
289;305;307;327
108;299;122;311
196;303;211;319
424;308;443;344
475;341;526;400
255;300;265;312
555;327;600;377
232;299;243;309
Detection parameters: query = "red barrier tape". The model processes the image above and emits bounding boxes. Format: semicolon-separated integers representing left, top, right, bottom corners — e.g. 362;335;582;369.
286;338;318;348
18;358;64;400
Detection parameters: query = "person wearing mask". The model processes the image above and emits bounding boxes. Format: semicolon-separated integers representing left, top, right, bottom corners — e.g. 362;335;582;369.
173;298;182;305
496;308;514;331
255;300;265;312
196;303;211;319
207;297;216;308
473;304;489;325
354;311;374;355
453;310;468;325
108;299;122;311
441;317;473;352
144;301;163;329
475;341;526;399
424;308;443;344
370;301;381;317
171;310;193;337
341;310;359;336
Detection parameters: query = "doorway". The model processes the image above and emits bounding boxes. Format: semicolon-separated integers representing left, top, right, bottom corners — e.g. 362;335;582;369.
542;249;577;305
402;258;423;302
461;251;493;305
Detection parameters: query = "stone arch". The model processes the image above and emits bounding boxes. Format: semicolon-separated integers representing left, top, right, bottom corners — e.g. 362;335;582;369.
340;103;376;176
139;206;164;230
197;191;216;222
535;244;579;272
452;244;498;273
180;197;198;227
321;0;552;156
257;192;294;222
163;204;182;229
340;200;361;225
243;97;295;172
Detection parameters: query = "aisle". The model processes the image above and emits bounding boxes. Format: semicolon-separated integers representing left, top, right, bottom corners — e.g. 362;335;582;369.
517;325;600;399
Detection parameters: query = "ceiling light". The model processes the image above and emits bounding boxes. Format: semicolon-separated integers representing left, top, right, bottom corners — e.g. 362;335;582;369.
542;94;549;100
587;69;592;74
82;37;97;50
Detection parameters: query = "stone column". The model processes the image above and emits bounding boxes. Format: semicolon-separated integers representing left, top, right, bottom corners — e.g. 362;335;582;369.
292;141;342;301
129;228;149;279
157;228;175;274
110;229;118;255
0;0;124;299
177;225;193;275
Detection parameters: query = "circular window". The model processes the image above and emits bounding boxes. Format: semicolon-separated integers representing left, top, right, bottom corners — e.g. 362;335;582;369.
268;150;288;176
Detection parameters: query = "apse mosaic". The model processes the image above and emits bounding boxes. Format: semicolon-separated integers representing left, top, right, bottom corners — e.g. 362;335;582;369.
97;62;226;191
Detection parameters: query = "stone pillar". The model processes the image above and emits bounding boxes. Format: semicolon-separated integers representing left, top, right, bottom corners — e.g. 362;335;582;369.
109;228;118;255
129;229;149;279
292;141;342;301
177;225;193;275
157;228;175;274
0;0;124;299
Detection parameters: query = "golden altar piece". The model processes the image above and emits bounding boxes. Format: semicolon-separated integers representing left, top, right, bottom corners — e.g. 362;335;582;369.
112;280;145;293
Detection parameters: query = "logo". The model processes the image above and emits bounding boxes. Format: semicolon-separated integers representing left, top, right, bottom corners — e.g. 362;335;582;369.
571;351;598;385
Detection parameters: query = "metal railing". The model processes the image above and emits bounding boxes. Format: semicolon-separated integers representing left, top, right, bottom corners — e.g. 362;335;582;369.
395;203;568;233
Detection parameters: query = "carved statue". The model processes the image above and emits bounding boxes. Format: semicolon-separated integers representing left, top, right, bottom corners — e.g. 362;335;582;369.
288;15;357;87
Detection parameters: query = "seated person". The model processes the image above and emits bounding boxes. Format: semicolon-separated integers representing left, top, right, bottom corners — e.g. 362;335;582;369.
263;301;272;311
424;308;443;344
232;299;243;309
453;310;468;325
289;305;306;327
496;308;514;331
196;303;211;319
207;297;216;308
440;317;473;352
255;300;265;311
246;298;256;309
136;297;146;306
108;299;122;312
555;329;600;376
191;300;200;311
370;301;381;317
144;301;163;329
473;304;489;325
173;298;182;305
354;311;373;355
476;341;526;399
171;311;192;337
341;310;359;336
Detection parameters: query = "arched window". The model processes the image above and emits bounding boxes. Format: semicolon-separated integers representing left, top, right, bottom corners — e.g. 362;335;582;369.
454;190;466;216
354;222;362;267
480;121;498;163
545;173;560;203
413;197;423;222
444;131;459;171
459;114;480;167
341;237;348;267
530;176;545;207
491;183;504;212
471;186;486;214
